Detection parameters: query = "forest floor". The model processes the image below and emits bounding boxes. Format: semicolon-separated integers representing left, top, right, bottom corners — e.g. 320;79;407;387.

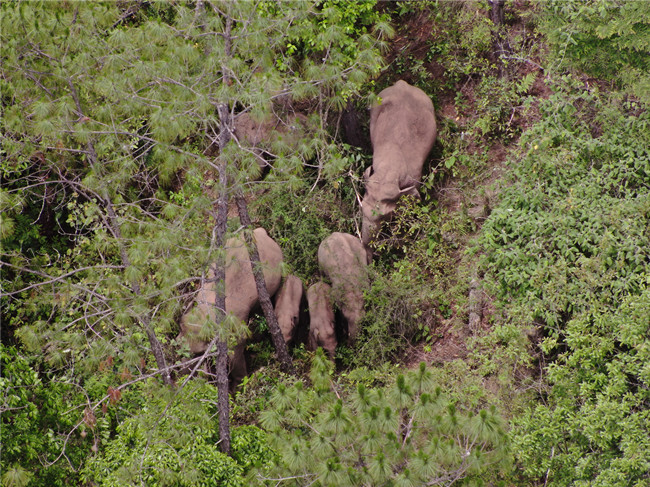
381;3;551;369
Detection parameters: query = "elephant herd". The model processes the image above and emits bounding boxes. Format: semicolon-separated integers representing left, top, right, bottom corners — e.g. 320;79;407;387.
178;80;437;382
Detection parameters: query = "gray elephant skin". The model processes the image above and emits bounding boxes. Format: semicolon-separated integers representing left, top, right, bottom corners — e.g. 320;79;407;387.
273;274;307;345
178;227;283;383
317;232;369;343
361;80;437;254
307;282;337;358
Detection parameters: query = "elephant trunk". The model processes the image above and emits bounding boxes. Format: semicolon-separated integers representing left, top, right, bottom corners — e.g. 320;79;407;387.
361;214;376;264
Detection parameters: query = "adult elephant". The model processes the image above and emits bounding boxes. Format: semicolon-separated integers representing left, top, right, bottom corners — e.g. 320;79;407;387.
361;80;437;258
178;228;283;383
317;232;369;343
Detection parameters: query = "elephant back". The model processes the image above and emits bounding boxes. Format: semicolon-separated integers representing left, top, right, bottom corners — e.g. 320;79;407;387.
370;80;436;176
317;232;368;341
225;228;283;321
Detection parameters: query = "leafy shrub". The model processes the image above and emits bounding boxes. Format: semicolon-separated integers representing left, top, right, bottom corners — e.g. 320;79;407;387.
472;73;537;139
352;261;439;367
258;351;510;486
539;0;650;103
231;425;277;473
0;345;86;487
251;181;357;280
347;196;461;367
479;80;650;485
82;379;272;487
512;288;650;486
481;83;649;327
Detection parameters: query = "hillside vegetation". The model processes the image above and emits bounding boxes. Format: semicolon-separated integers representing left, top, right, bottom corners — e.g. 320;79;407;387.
1;1;649;486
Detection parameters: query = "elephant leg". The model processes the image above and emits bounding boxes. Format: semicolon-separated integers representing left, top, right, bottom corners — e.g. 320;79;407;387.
229;342;247;389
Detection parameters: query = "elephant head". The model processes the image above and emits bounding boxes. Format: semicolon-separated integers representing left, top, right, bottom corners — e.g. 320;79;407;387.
360;163;419;251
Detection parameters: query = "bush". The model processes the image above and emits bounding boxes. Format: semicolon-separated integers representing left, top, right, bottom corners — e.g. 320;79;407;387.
82;379;273;487
258;351;510;486
0;345;86;487
539;0;650;103
251;180;357;280
351;261;439;367
348;196;460;368
479;80;650;486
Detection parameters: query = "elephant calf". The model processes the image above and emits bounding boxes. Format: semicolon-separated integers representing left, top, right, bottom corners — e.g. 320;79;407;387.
307;282;337;358
273;274;306;345
361;80;437;256
317;232;369;343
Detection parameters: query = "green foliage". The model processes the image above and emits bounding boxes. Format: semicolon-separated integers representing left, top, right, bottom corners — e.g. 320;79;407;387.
82;379;272;486
258;352;510;486
373;196;446;270
512;288;650;486
472;73;536;140
426;2;496;86
0;345;86;487
384;1;499;97
251;180;357;280
481;83;649;327
479;80;650;485
232;367;290;426
353;261;439;367
348;197;462;367
260;0;388;107
231;425;278;473
1;0;387;376
539;0;650;103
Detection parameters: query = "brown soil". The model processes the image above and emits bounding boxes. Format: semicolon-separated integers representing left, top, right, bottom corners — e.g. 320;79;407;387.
381;2;551;368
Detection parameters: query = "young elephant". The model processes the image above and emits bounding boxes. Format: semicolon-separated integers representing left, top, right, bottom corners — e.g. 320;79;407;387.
178;228;283;383
273;274;306;345
307;282;337;358
361;80;437;257
317;232;369;343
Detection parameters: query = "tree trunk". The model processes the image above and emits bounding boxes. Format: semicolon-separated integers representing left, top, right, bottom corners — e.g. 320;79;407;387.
488;0;510;65
208;10;235;456
235;191;294;374
213;211;230;456
67;79;173;386
213;102;232;456
468;271;482;335
489;0;505;26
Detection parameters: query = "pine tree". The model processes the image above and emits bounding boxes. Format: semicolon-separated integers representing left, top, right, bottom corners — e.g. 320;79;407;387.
1;0;388;479
259;355;510;486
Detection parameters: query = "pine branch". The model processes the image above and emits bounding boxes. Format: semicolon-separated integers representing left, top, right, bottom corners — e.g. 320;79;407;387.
64;78;173;385
0;260;123;297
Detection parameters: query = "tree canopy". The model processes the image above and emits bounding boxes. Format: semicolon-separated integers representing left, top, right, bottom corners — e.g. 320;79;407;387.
2;2;649;486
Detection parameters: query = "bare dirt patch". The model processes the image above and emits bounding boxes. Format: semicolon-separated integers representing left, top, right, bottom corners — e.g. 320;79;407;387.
375;2;551;370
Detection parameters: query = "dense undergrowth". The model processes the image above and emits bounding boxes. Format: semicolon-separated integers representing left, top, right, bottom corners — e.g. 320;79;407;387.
2;1;649;486
479;80;650;486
